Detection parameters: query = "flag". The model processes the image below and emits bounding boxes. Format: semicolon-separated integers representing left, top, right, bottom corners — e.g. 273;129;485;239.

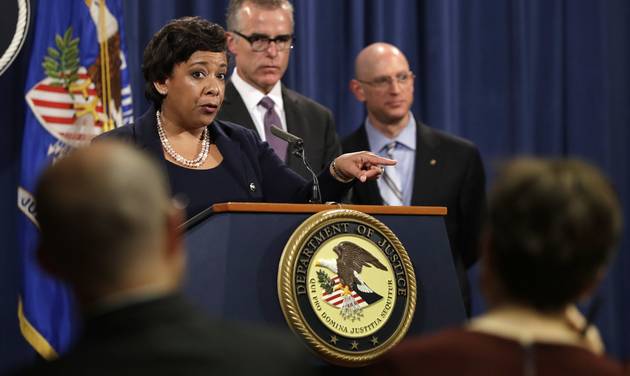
322;275;369;308
17;0;133;358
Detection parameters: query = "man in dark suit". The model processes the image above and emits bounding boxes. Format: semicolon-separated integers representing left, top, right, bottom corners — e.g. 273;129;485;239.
343;43;486;314
15;141;315;376
219;0;341;179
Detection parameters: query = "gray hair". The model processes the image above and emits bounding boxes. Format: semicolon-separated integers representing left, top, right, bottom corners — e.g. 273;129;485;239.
226;0;294;32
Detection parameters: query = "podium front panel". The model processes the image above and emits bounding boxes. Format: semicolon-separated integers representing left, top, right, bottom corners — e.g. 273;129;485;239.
183;210;466;336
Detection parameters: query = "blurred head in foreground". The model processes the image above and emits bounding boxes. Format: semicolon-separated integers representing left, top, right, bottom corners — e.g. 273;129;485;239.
35;141;184;307
482;158;622;312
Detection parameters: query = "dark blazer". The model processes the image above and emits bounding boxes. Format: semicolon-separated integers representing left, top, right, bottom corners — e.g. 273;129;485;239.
342;120;486;311
96;108;349;206
14;294;317;376
217;81;342;179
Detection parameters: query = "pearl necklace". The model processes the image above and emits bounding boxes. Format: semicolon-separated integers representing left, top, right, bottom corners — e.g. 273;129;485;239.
156;111;210;168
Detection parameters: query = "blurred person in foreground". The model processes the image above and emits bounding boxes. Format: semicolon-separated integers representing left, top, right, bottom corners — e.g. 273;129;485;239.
97;16;390;219
14;141;317;376
367;158;624;376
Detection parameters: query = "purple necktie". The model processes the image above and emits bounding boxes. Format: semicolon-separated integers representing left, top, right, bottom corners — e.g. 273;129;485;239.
259;96;287;161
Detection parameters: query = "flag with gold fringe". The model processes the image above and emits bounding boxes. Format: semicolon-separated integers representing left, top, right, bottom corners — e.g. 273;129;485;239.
18;0;132;358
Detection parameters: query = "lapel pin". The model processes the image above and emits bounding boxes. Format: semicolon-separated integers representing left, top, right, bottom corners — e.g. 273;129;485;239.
249;182;256;192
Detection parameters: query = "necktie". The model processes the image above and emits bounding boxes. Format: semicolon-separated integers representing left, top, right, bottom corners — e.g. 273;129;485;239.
381;141;404;206
259;96;287;161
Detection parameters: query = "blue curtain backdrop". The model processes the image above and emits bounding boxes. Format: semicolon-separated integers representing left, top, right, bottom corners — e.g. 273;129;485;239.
1;0;628;371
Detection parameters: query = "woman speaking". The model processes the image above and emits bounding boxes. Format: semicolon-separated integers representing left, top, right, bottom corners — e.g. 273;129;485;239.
97;16;393;218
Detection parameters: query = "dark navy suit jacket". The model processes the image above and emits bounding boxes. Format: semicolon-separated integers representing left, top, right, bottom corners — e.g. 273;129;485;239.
96;108;349;207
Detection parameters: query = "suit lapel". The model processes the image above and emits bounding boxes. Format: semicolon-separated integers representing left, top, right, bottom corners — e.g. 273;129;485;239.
410;121;440;206
281;86;302;170
210;122;251;190
348;125;382;204
219;81;259;135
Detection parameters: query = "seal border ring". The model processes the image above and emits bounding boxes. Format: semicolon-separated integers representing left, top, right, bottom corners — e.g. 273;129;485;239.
277;208;417;366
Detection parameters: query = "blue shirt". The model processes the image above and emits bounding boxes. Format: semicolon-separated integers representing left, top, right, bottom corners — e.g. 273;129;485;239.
365;114;417;206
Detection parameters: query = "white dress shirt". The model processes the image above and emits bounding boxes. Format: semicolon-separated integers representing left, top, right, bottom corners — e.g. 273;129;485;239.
229;67;287;141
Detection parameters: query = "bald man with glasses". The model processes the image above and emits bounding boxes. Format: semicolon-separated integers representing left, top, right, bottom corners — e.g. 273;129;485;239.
219;0;342;179
343;43;486;315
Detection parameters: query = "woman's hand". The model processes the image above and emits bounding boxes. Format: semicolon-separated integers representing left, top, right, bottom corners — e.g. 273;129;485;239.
330;152;396;183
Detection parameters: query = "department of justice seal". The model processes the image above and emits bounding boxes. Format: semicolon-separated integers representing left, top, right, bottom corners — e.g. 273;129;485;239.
277;209;417;366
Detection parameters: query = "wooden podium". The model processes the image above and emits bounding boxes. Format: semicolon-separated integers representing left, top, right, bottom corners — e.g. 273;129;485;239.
182;203;466;337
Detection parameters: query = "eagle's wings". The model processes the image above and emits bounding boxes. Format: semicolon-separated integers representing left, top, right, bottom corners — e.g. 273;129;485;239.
333;241;387;286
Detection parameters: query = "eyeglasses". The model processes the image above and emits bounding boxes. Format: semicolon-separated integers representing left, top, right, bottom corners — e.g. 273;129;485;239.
357;71;415;89
232;31;294;52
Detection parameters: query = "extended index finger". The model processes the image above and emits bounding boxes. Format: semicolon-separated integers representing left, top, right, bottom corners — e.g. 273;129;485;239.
362;154;397;167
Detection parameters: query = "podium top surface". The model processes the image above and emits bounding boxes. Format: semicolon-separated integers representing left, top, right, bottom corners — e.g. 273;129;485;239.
183;202;446;231
211;202;447;215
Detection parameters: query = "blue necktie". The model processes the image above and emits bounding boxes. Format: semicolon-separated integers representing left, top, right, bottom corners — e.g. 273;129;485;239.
380;141;403;206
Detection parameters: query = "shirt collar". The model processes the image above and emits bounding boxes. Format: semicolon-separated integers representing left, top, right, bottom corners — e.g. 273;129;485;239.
468;304;604;354
230;67;284;112
365;112;417;153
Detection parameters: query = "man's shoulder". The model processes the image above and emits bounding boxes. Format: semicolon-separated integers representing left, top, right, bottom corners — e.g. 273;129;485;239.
205;320;317;375
341;124;368;152
207;319;303;352
419;122;479;152
282;86;332;115
12;297;314;376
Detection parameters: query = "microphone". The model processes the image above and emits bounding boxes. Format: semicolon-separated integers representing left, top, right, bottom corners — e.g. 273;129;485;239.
270;125;321;204
270;125;304;145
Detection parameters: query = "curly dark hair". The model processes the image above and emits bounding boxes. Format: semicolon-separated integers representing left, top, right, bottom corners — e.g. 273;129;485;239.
142;16;227;109
487;158;622;311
